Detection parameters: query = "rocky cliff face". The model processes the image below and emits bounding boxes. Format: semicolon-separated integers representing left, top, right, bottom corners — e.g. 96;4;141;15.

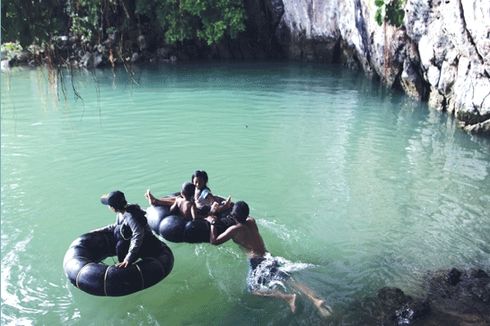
270;0;490;135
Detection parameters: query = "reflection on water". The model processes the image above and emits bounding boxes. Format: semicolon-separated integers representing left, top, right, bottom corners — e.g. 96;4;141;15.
1;63;489;325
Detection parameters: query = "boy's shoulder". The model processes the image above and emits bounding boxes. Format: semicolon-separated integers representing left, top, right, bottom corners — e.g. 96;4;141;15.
228;224;245;237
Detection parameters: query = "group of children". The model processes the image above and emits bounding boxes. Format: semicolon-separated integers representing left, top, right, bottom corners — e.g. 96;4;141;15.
99;170;332;318
145;170;231;221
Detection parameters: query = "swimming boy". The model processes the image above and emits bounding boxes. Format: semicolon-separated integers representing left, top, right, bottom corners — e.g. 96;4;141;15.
209;201;332;316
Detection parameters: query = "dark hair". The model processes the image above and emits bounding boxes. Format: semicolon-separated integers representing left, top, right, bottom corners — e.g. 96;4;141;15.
192;170;210;190
181;182;196;200
192;170;208;183
231;201;249;223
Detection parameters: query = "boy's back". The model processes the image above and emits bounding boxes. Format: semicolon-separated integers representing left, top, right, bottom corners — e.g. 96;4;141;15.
174;197;194;219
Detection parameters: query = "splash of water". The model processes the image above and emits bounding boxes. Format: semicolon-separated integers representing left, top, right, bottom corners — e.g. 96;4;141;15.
247;253;315;292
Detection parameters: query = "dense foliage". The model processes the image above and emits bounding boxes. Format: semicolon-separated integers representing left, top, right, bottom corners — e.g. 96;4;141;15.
1;0;246;48
136;0;245;45
374;0;405;27
2;0;68;47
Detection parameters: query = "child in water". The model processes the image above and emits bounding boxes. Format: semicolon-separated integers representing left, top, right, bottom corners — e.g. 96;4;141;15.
192;170;231;216
145;170;231;218
210;201;333;317
170;182;197;220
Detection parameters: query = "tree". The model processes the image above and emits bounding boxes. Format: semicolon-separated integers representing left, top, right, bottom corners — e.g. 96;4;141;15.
1;0;246;48
1;0;68;47
375;0;405;28
135;0;246;45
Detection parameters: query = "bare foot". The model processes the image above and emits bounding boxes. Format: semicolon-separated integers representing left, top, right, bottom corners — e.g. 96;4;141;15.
145;189;155;205
287;294;297;313
224;196;231;206
314;299;332;318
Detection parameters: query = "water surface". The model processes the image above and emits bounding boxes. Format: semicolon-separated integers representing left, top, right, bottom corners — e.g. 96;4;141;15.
1;63;489;325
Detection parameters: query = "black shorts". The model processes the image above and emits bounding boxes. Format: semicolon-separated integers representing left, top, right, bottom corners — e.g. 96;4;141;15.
247;257;290;292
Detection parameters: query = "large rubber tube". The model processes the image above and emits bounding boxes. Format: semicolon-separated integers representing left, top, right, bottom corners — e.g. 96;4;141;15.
146;205;235;243
146;206;187;242
63;230;174;296
184;219;211;243
159;215;187;242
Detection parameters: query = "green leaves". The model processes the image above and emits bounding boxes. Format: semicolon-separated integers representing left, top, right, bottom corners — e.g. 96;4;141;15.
2;0;246;49
374;0;405;27
135;0;246;45
161;0;246;45
385;2;405;27
375;8;384;26
1;42;23;60
1;0;68;46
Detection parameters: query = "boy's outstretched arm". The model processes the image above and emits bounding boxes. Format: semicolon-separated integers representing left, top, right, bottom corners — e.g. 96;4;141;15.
210;222;238;245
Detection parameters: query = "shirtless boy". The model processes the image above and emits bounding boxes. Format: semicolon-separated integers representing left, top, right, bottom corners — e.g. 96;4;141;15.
209;201;332;317
170;182;197;219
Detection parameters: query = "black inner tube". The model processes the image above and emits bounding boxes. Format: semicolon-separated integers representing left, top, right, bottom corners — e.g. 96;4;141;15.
63;230;174;296
146;205;236;244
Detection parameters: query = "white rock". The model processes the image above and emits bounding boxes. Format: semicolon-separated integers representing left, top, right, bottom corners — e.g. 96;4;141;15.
427;65;440;87
1;59;10;71
418;35;434;69
438;61;457;95
276;0;489;126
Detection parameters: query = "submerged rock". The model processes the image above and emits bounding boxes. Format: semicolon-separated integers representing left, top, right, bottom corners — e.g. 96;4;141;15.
426;267;490;323
376;287;430;325
348;267;490;325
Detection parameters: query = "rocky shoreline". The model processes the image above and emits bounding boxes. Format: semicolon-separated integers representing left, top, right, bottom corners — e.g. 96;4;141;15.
2;0;489;136
354;267;490;325
271;0;490;136
1;35;179;69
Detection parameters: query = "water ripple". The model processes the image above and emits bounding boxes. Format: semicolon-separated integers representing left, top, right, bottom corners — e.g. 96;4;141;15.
1;63;490;325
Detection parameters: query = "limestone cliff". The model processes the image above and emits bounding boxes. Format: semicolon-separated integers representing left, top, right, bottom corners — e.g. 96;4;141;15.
270;0;490;134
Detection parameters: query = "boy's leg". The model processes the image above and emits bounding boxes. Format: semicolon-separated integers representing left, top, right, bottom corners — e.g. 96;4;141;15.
252;290;297;313
290;280;332;317
145;189;177;206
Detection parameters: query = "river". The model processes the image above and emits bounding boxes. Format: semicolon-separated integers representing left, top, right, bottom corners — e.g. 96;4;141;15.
1;63;489;325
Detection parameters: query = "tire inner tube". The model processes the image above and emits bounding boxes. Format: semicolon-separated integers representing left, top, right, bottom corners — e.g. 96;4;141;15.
63;229;174;296
146;205;236;243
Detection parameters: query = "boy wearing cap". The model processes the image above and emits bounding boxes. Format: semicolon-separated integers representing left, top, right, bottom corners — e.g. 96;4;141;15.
97;190;162;268
209;201;332;317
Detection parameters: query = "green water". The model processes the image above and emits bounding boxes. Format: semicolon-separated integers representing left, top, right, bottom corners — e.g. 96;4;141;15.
1;63;489;325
